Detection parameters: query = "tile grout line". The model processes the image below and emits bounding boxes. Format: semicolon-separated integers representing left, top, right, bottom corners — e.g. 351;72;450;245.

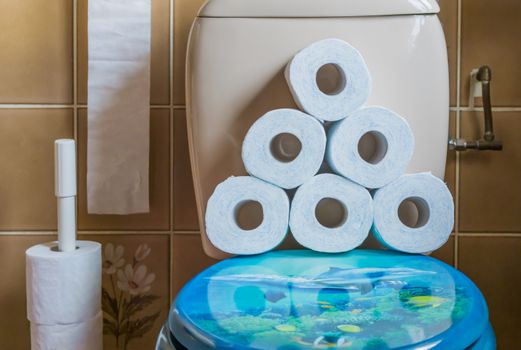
169;0;176;304
2;104;521;111
173;230;200;235
3;230;520;237
458;233;521;237
73;0;80;235
9;230;521;237
0;231;173;235
0;104;173;109
0;104;75;109
453;0;463;269
79;231;172;235
449;107;521;112
0;232;59;236
73;0;78;107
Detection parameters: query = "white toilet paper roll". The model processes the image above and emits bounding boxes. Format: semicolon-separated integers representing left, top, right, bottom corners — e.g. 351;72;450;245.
30;312;103;350
242;109;326;189
372;173;454;254
289;173;373;253
205;176;289;255
285;38;371;122
26;241;101;324
326;106;415;189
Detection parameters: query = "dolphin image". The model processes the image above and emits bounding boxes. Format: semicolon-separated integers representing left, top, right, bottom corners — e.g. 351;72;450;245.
208;266;434;295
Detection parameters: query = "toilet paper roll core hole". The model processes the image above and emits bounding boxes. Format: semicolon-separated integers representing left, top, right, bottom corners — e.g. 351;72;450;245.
234;200;264;231
270;133;302;163
398;197;430;229
315;197;348;229
316;63;347;96
50;245;79;252
358;131;388;165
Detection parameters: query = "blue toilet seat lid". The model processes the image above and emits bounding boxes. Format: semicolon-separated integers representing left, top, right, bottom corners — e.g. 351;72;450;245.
171;250;488;349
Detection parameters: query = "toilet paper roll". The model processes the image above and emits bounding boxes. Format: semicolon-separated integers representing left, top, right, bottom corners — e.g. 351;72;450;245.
242;109;326;189
205;176;289;255
26;241;101;324
326;106;415;189
285;38;371;122
30;312;103;350
372;173;454;254
289;173;373;253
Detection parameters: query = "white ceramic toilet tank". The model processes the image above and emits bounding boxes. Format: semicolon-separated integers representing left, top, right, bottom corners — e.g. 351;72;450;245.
186;0;450;258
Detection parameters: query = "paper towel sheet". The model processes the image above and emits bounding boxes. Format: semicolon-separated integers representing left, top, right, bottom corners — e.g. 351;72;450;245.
88;0;151;214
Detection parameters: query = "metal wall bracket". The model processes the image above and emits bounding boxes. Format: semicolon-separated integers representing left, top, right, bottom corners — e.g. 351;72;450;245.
448;65;503;151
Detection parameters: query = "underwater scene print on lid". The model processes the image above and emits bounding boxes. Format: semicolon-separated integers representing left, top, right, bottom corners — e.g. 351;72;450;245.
171;250;488;350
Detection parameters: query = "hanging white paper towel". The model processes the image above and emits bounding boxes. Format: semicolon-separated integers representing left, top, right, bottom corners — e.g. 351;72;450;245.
285;38;371;121
372;173;454;254
30;312;103;350
26;241;101;325
88;0;151;214
242;109;326;189
327;106;415;189
290;173;373;253
205;176;290;255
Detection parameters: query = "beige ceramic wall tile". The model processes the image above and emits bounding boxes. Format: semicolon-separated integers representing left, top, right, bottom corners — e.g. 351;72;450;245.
0;1;72;103
0;109;73;230
0;235;53;350
459;236;521;348
459;111;521;232
461;0;521;106
172;234;218;297
173;0;207;105
78;234;170;350
77;109;170;230
438;0;458;106
173;110;199;230
77;0;171;105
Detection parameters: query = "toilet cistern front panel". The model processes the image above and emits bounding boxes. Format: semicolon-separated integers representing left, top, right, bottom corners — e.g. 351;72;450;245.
186;0;449;258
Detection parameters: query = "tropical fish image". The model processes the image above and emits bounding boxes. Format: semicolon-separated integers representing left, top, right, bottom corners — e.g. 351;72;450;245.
265;290;287;303
405;296;450;308
337;324;362;333
186;255;473;350
275;324;297;332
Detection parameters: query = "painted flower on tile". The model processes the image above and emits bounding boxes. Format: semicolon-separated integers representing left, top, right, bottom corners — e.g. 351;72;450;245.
117;264;156;295
103;243;125;275
102;243;160;350
134;243;151;262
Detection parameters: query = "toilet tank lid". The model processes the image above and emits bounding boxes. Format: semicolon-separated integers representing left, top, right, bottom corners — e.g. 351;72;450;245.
198;0;440;18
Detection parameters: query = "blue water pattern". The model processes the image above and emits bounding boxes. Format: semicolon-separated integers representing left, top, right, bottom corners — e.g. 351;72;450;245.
169;250;490;349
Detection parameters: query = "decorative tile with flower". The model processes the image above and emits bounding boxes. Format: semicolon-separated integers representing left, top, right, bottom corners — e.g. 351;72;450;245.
102;243;161;350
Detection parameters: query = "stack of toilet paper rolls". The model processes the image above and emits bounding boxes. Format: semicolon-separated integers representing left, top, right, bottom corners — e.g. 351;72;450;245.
26;241;102;350
206;38;454;255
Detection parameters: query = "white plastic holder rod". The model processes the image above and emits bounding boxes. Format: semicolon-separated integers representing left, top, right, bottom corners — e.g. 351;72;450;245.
55;139;77;252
